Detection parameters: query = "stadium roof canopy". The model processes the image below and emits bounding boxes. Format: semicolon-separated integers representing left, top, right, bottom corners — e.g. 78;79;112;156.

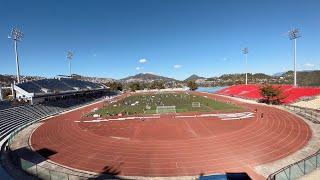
14;78;106;103
16;78;103;94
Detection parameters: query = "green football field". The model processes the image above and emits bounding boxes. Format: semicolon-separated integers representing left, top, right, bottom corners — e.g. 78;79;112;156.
95;92;241;116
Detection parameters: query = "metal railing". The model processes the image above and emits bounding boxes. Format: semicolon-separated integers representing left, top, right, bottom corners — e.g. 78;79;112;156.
283;104;320;124
10;154;93;180
267;105;320;179
267;150;320;180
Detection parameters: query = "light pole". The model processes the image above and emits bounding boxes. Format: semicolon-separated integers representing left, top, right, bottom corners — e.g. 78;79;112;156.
67;51;73;77
8;27;24;83
242;47;248;85
289;28;301;87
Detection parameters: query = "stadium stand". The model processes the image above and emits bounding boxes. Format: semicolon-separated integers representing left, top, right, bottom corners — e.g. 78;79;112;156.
13;78;106;104
0;91;115;142
17;81;45;94
216;84;320;104
16;78;103;94
0;90;118;178
292;95;320;110
0;105;63;141
60;78;101;89
0;100;28;111
0;101;12;111
0;88;117;141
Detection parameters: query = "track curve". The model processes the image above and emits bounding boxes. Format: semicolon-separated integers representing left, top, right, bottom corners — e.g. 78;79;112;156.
30;92;311;179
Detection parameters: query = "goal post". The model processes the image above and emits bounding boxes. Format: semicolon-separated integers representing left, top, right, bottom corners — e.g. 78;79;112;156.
156;106;176;114
192;102;201;108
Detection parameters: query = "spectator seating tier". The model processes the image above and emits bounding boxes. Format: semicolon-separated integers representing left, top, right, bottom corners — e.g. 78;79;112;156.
216;85;320;104
16;78;103;94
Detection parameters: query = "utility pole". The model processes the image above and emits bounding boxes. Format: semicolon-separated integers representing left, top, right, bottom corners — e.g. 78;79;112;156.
289;28;301;87
242;47;248;85
67;51;73;77
8;27;24;83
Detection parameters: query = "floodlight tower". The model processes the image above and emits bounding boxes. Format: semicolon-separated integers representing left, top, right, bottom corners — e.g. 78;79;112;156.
8;27;24;83
289;28;301;87
242;47;249;85
66;51;73;77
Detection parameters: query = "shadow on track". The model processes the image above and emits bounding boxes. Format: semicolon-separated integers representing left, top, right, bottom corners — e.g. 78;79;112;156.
199;172;251;180
90;165;132;180
10;147;57;165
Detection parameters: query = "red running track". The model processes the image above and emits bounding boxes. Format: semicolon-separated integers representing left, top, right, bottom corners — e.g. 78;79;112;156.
30;92;311;179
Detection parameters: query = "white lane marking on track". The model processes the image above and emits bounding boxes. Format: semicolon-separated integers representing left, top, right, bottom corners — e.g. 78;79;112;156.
182;119;198;137
110;136;130;140
176;116;195;118
222;117;244;120
81;119;110;122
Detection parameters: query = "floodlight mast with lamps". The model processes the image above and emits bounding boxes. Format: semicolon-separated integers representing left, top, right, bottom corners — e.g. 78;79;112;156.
67;51;74;77
242;47;249;85
289;28;301;87
8;27;24;83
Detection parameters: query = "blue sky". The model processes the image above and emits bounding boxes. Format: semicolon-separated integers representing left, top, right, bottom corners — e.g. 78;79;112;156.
0;0;319;80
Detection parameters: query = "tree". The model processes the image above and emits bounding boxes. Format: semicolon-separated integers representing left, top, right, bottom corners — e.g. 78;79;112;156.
129;82;142;92
259;84;284;104
2;88;12;100
105;82;123;91
150;80;165;89
187;80;198;91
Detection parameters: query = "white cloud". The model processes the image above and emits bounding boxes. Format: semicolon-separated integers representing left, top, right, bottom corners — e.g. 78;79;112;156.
139;58;147;64
173;64;182;69
221;57;228;61
136;67;143;70
304;62;315;68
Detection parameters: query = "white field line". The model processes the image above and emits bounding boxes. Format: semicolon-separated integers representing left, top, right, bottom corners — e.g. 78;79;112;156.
176;112;255;121
76;116;161;123
76;112;254;123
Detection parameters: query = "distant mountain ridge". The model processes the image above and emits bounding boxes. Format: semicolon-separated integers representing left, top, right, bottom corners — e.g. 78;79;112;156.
273;72;285;77
1;70;319;86
121;73;177;83
184;74;206;81
72;74;115;83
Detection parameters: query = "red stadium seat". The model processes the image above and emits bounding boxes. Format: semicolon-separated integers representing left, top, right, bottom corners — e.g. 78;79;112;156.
216;84;320;104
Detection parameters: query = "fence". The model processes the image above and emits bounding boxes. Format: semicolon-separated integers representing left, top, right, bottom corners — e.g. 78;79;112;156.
266;105;320;179
267;150;320;180
283;105;320;124
16;157;91;180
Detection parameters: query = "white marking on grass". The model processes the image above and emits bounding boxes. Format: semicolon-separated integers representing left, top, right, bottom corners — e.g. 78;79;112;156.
175;112;254;121
77;116;161;123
